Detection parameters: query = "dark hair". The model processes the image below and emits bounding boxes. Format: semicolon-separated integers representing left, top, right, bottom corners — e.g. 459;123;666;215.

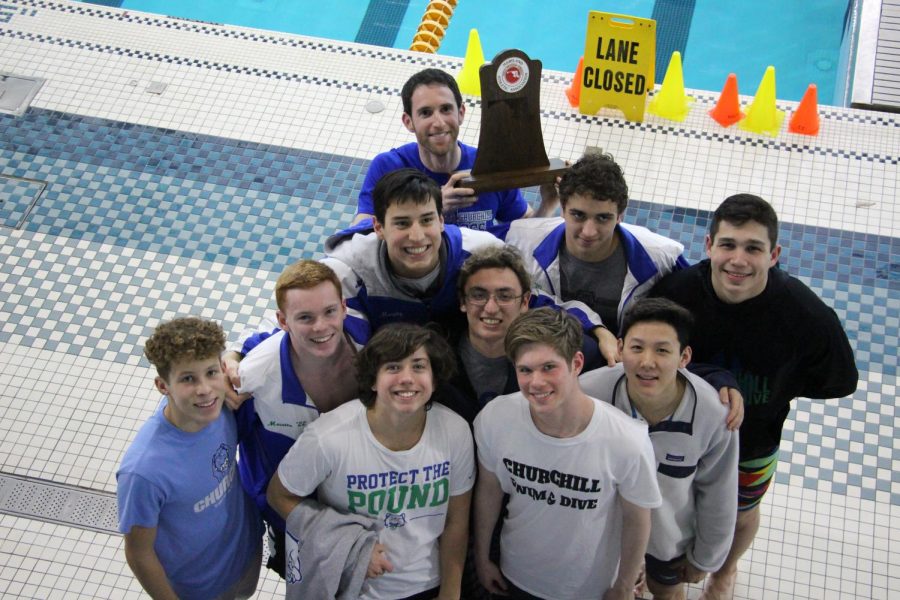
620;298;694;350
372;168;443;225
558;152;629;214
144;317;226;381
457;245;532;300
505;308;583;363
401;68;463;116
710;194;779;248
356;323;456;407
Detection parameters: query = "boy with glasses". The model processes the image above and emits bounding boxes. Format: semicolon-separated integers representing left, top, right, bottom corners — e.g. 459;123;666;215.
441;245;602;424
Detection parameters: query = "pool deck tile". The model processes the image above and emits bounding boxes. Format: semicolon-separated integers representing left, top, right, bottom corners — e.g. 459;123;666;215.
0;1;898;599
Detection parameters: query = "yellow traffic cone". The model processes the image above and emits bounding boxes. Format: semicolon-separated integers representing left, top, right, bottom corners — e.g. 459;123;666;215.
456;29;485;96
738;66;785;137
647;51;694;121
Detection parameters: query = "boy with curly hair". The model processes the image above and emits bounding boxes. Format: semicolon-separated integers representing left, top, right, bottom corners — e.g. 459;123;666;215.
117;317;263;600
501;153;744;427
500;152;688;362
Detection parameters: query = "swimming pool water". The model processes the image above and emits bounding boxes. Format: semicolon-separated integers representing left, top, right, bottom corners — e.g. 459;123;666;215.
684;1;848;105
119;0;369;42
109;0;849;104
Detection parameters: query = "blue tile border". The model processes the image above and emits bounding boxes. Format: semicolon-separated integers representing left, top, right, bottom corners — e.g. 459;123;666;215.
783;382;900;505
1;109;371;203
2;109;897;291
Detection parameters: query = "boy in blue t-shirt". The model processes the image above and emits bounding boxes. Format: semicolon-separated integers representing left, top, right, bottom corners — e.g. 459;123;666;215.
117;317;263;600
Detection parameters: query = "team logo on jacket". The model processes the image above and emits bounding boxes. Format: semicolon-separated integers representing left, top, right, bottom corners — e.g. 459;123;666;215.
384;512;407;529
211;443;230;481
286;542;303;584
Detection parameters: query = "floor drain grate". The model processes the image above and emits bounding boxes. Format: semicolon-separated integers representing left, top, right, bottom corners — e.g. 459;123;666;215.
0;73;45;116
0;175;45;230
0;473;119;534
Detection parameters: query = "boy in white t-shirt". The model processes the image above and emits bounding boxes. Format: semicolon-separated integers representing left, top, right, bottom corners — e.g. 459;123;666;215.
267;324;475;599
473;308;661;600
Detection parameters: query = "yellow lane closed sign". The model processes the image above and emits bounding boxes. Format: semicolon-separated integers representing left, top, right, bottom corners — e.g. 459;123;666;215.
579;12;656;122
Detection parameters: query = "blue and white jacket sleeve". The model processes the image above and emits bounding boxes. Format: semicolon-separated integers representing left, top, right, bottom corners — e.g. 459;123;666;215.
227;312;281;356
527;287;605;334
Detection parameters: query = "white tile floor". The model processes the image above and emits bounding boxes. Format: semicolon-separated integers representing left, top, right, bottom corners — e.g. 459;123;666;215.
0;1;898;598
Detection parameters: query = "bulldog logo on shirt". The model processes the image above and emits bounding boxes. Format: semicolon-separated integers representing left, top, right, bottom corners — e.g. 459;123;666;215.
384;512;407;529
211;443;230;481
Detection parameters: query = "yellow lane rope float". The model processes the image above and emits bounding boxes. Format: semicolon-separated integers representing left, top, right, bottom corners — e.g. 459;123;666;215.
410;0;458;53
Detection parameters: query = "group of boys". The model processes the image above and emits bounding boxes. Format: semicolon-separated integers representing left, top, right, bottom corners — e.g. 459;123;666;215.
117;66;858;600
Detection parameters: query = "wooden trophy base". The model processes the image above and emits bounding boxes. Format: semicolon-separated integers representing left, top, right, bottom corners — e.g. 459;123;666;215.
457;158;568;194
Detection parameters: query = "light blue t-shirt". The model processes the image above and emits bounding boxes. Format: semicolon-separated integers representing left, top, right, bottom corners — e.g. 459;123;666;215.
117;400;263;600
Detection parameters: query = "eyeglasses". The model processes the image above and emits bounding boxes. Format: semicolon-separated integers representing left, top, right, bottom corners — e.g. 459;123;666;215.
464;288;524;306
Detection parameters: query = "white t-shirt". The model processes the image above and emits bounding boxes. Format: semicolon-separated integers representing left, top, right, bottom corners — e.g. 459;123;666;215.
474;393;661;600
278;400;475;599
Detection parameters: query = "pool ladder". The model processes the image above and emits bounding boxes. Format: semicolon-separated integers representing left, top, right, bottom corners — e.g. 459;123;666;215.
409;0;457;53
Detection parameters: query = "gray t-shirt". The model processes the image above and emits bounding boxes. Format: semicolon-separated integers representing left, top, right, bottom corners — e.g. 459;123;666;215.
379;239;446;298
459;334;509;406
560;241;627;335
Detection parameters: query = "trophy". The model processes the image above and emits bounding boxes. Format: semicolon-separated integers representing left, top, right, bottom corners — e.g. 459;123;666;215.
456;49;568;193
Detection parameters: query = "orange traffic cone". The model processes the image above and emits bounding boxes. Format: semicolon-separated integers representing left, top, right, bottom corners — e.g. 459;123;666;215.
709;73;744;127
789;84;820;135
565;56;584;108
